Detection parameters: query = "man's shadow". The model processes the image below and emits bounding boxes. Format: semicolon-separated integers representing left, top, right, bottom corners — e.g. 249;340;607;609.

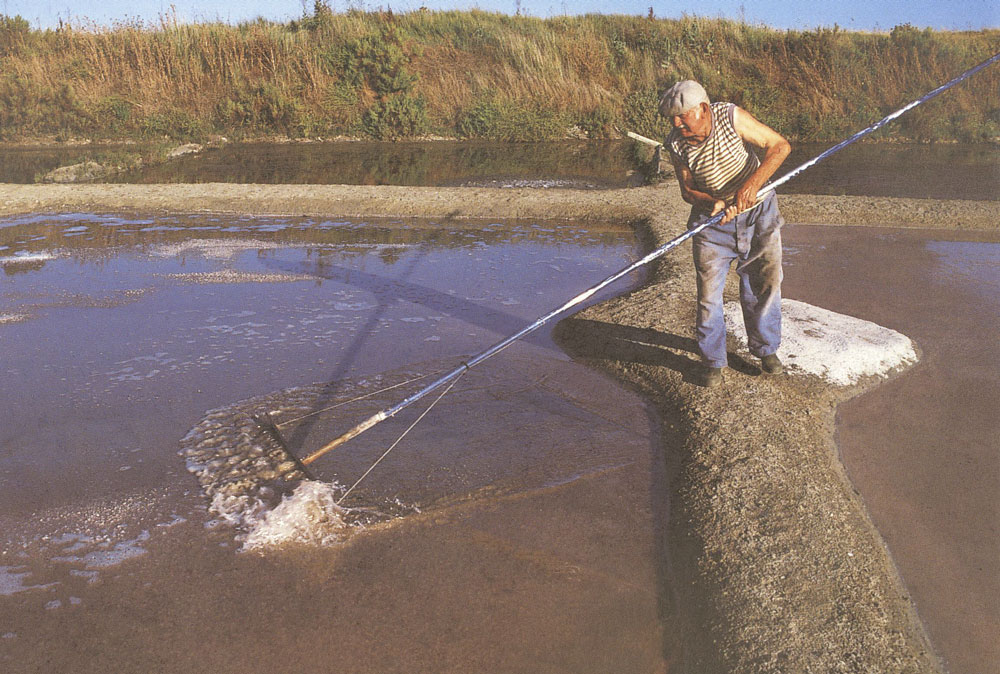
554;317;759;382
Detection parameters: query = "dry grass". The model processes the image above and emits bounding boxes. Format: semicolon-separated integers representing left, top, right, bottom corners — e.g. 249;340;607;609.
0;9;997;142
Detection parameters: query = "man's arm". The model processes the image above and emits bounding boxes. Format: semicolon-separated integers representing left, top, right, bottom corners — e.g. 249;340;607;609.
725;107;791;221
671;154;727;218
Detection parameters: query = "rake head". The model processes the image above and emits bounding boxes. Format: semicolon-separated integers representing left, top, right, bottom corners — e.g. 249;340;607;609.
251;411;315;483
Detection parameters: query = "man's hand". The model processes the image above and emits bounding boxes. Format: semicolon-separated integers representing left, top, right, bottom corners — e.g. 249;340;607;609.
719;179;762;223
733;179;762;214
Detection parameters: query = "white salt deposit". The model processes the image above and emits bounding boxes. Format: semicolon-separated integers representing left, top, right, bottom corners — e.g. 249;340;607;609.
165;270;314;284
724;298;918;385
150;238;289;260
0;252;57;265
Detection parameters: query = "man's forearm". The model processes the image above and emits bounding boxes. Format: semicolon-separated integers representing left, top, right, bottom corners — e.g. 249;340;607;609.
680;183;722;211
748;141;791;195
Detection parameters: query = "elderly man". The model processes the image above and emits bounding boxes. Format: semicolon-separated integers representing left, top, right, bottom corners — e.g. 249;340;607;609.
661;80;791;387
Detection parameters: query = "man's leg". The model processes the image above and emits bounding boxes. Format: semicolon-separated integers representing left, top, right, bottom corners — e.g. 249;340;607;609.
736;194;784;360
693;227;737;369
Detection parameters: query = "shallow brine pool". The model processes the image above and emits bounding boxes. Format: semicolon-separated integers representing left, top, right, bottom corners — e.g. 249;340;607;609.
0;213;680;673
782;224;1000;674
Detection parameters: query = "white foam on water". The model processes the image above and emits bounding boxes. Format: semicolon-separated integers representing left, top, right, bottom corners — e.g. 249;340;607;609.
76;531;151;569
165;270;315;284
1;490;176;590
204;480;356;553
0;313;29;324
48;531;151;569
724;299;918;385
239;481;355;553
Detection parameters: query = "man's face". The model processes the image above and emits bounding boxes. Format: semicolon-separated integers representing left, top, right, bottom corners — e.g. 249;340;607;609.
670;103;711;143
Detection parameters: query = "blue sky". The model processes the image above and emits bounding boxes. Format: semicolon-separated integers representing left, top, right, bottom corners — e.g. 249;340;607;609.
4;0;998;32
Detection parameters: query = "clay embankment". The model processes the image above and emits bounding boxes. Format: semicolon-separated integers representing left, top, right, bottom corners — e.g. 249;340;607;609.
3;182;995;671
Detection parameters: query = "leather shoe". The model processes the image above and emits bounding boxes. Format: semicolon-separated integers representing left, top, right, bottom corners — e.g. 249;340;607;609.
760;353;783;374
700;366;723;387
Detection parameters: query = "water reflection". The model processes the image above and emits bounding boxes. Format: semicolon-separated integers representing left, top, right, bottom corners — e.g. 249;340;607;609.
114;140;642;188
780;142;999;201
4;139;995;201
0;213;629;275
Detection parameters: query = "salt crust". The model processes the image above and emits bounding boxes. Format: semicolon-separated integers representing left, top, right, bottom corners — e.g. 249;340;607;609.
165;269;314;284
150;238;289;260
0;252;57;265
724;298;918;385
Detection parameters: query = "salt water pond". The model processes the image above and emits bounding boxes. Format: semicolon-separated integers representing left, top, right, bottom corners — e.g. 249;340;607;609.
782;224;1000;674
1;213;680;673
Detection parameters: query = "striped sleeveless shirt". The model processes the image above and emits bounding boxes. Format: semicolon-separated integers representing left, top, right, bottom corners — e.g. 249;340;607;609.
667;102;759;200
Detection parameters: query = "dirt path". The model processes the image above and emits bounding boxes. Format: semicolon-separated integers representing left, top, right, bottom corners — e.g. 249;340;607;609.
1;182;997;230
3;182;996;672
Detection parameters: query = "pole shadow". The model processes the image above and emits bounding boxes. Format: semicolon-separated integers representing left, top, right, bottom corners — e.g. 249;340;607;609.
555;316;761;381
256;250;561;472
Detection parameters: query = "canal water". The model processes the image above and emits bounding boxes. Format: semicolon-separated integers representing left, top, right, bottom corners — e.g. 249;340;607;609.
3;140;997;201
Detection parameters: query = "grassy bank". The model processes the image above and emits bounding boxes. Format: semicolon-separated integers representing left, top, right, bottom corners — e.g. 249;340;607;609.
1;7;998;144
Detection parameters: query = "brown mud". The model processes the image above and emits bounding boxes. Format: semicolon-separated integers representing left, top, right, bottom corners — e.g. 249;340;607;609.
2;182;997;672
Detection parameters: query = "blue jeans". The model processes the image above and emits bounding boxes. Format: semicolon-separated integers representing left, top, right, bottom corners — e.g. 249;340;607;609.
688;192;784;368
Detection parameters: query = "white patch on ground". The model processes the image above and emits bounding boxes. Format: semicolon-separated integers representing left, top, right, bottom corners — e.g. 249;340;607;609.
724;298;918;385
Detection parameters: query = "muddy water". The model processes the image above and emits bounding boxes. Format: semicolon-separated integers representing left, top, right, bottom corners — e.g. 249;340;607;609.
114;140;644;188
0;145;128;184
781;142;1000;201
781;224;1000;674
0;214;681;672
5;140;997;201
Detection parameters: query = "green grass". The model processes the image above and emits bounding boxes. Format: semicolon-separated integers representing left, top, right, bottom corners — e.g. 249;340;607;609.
0;7;997;143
